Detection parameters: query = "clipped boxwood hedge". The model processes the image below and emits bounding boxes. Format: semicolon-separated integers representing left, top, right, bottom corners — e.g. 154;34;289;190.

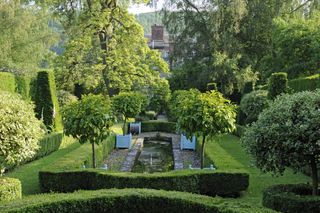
0;188;275;213
39;170;249;197
268;72;288;99
141;121;176;133
33;71;62;132
0;178;21;202
262;184;320;213
34;133;63;159
289;74;320;92
15;76;31;100
0;72;16;94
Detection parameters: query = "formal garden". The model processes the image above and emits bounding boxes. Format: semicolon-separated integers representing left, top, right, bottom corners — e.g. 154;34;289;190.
1;1;320;213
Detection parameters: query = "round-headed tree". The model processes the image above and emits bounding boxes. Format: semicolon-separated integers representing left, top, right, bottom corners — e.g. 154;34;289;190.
0;91;44;175
62;94;114;168
176;89;237;168
111;92;145;135
242;90;320;195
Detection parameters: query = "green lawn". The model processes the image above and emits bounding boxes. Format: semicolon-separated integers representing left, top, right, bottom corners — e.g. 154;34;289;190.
6;126;122;196
203;134;310;205
6;137;78;195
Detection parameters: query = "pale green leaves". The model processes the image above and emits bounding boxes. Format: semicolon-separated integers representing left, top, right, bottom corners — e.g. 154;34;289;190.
172;89;237;139
0;91;44;174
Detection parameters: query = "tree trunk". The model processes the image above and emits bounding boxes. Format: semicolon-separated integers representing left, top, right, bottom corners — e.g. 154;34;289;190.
201;135;206;169
310;156;318;195
92;143;96;168
123;117;127;136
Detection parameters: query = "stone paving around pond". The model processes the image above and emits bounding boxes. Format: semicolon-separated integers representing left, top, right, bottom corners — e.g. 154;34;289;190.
120;138;143;172
104;132;201;172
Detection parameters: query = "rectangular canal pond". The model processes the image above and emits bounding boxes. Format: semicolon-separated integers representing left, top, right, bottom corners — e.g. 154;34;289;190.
132;139;174;173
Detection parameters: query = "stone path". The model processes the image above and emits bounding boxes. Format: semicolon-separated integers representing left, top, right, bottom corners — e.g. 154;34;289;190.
120;138;144;172
104;132;201;172
103;149;128;171
181;150;201;169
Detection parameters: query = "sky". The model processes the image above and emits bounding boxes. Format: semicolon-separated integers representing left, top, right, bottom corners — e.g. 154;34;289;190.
128;0;166;14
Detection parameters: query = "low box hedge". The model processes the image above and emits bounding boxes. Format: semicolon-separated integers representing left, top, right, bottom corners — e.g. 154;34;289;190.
141;121;176;133
0;188;275;213
33;132;63;159
39;170;249;197
0;178;21;202
262;184;320;213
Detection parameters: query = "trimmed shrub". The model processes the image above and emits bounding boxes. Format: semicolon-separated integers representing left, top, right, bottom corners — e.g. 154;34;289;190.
207;82;218;91
0;91;44;173
33;133;63;159
141;121;176;133
33;71;62;132
39;170;249;197
0;72;15;93
145;111;157;120
268;72;288;99
240;90;269;124
289;74;320;92
0;178;21;202
262;184;320;213
15;76;31;100
0;189;274;213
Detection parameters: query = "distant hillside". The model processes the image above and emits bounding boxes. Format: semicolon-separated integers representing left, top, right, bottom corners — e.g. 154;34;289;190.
135;12;164;34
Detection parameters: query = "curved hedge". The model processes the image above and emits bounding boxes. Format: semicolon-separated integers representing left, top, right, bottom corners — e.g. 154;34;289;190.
141;121;176;133
0;178;21;202
262;184;320;213
39;170;249;197
0;189;275;213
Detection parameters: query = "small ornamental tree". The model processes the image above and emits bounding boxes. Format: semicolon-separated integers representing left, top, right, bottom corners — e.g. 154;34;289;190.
175;89;237;168
242;90;320;195
111;92;145;135
62;94;114;168
0;91;44;175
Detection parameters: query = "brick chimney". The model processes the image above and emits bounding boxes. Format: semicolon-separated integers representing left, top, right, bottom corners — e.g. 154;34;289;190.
151;25;164;41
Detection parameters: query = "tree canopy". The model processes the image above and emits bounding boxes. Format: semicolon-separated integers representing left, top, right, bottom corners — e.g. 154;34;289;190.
242;90;320;195
62;94;114;168
173;89;237;168
0;0;57;75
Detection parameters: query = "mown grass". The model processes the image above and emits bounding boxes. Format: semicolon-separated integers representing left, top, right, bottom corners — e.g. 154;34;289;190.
202;134;310;205
6;136;78;195
6;126;123;196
